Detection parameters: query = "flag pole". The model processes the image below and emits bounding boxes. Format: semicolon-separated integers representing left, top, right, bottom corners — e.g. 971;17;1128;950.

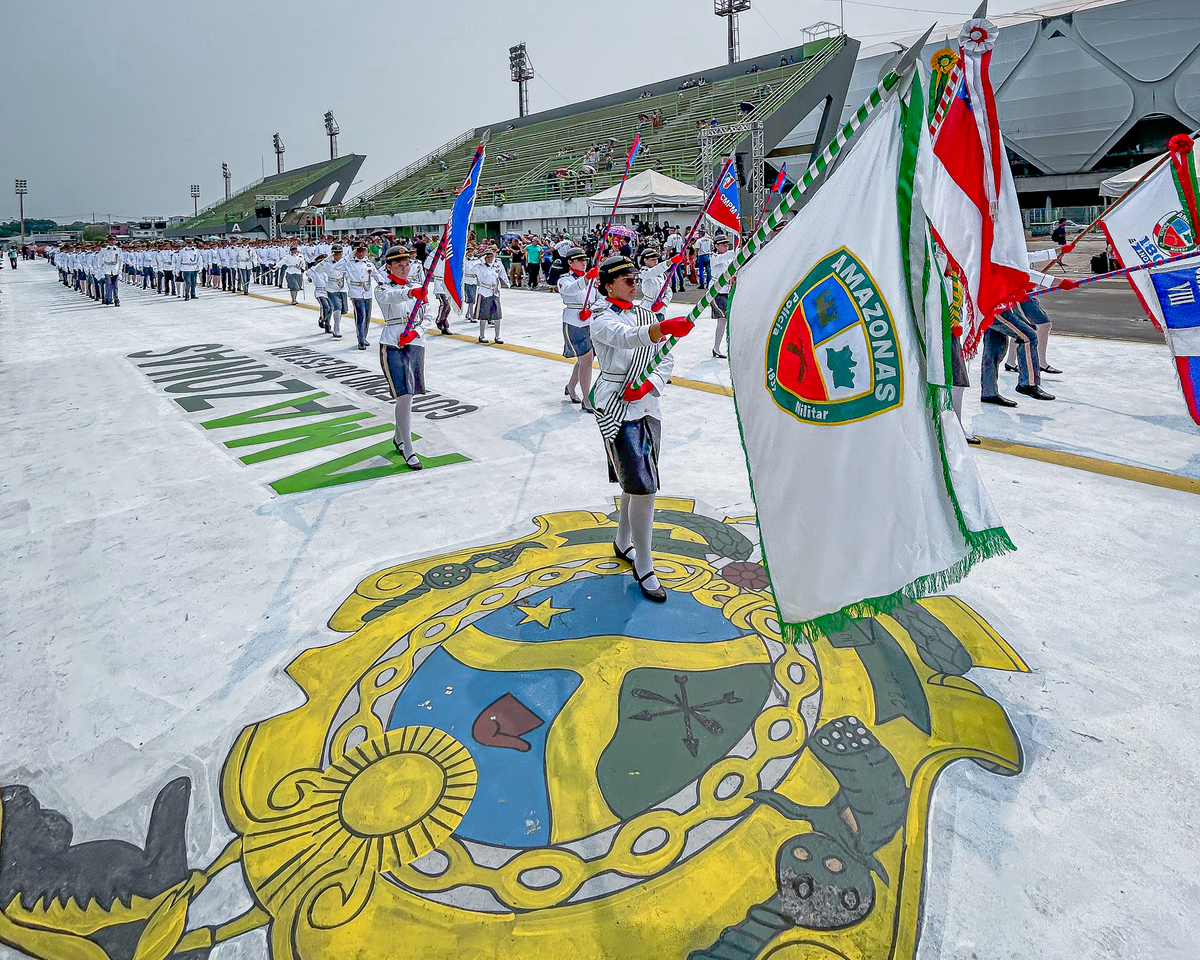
625;23;937;391
928;0;986;140
1039;247;1200;294
650;156;734;309
1059;152;1174;253
581;136;642;306
401;136;487;334
754;166;787;229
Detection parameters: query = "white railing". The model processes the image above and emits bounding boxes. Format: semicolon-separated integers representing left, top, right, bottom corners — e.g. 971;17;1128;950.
348;128;476;208
191;174;269;219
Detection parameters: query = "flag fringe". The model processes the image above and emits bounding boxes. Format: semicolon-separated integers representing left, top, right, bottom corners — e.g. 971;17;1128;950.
780;526;1016;645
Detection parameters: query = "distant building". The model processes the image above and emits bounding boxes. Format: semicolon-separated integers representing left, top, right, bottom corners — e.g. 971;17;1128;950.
129;218;172;239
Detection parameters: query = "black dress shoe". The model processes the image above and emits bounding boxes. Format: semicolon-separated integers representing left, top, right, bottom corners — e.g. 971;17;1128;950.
1040;365;1062;375
712;350;727;359
1016;384;1055;400
981;395;1018;407
966;435;982;445
633;564;666;603
613;542;635;563
1004;363;1018;372
404;453;423;470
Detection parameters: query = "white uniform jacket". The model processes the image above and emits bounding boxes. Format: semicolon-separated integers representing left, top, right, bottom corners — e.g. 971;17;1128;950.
375;272;431;347
178;247;201;271
100;246;122;277
346;257;385;299
473;260;507;297
589;300;674;422
638;261;674;313
557;272;601;326
306;261;329;294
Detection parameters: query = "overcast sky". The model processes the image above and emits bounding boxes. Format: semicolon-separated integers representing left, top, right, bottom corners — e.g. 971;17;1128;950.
2;0;1039;223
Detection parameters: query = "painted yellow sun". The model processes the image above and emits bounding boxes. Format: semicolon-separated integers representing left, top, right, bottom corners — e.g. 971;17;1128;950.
239;726;477;923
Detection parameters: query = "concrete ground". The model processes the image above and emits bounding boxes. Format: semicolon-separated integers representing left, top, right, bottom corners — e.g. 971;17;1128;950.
1;261;1197;960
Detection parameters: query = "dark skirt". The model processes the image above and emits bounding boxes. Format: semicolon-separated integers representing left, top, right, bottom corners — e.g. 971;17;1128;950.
562;322;592;358
286;273;303;291
381;343;427;397
711;292;729;319
950;335;970;388
604;417;661;495
478;294;502;321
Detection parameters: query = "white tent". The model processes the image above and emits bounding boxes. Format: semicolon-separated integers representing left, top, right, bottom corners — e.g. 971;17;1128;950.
587;170;705;211
1099;154;1165;198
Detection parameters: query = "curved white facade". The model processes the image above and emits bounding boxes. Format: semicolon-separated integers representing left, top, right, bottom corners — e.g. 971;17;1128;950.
781;0;1200;197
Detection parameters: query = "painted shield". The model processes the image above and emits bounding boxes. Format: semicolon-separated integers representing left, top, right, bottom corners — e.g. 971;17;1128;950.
0;501;1028;960
765;247;904;425
1153;210;1196;253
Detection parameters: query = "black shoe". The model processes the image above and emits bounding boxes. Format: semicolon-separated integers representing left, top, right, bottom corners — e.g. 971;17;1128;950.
1004;363;1018;373
614;542;635;563
494;338;504;344
565;387;581;404
1016;384;1055;401
1040;365;1062;375
966;435;982;445
633;563;666;603
404;453;423;470
478;336;487;343
358;343;367;350
981;395;1018;407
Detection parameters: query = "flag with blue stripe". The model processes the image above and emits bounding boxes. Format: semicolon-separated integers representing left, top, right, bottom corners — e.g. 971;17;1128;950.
445;144;486;308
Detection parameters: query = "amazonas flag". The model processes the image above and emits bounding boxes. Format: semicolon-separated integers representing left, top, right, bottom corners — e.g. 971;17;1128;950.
728;80;1012;642
444;142;487;308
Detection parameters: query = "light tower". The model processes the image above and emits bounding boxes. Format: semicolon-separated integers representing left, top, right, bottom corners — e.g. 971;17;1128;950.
273;134;285;175
714;0;751;64
15;179;27;246
324;112;340;160
509;43;534;118
190;184;200;216
222;163;231;201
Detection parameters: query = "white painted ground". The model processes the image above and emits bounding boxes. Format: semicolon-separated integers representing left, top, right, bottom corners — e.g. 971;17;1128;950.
1;262;1198;960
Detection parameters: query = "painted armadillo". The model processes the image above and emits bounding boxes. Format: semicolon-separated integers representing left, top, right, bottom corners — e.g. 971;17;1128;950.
687;716;909;958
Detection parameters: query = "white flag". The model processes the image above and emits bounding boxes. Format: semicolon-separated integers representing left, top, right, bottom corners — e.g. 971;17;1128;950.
728;89;1012;642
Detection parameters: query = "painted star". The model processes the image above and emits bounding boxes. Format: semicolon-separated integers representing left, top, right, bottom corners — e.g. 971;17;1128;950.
515;597;573;628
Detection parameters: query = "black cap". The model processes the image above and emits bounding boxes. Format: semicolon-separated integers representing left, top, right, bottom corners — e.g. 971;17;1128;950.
384;246;410;264
564;246;585;260
598;254;636;293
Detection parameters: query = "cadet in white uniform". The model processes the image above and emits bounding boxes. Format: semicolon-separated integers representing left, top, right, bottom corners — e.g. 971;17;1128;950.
557;245;600;410
473;248;509;343
588;255;696;602
375;246;429;470
99;240;122;306
306;254;331;331
324;243;349;339
179;241;201;300
280;243;306;305
346;243;386;349
708;232;736;358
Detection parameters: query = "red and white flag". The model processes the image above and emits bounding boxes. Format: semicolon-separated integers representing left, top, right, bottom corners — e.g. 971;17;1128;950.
927;18;1029;355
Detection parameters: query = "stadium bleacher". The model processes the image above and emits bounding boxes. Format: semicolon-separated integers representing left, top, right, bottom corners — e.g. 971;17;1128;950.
176;154;363;232
344;36;846;219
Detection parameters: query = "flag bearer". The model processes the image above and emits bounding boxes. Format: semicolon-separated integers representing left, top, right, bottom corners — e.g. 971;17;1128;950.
558;245;600;410
375;246;429;471
589;255;695;603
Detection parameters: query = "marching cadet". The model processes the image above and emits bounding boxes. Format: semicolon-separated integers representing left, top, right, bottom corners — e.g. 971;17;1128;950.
637;246;682;320
462;245;480;320
557;245;600;410
99;238;121;306
473;247;508;344
346;242;386;349
178;239;201;300
708;231;736;358
280;243;306;306
374;245;429;471
589;254;695;603
234;239;253;294
306;253;332;332
425;246;452;335
324;243;349;339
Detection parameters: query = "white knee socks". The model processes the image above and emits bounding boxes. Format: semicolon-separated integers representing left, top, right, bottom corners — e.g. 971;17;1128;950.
1037;321;1051;367
714;317;728;354
394;395;414;457
578;351;593;403
627;493;660;592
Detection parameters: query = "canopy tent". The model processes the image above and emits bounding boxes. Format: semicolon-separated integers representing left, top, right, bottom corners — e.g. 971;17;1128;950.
1100;154;1165;198
587;170;705;211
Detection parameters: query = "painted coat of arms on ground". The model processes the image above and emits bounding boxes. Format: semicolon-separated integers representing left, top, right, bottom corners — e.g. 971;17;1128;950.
0;500;1026;960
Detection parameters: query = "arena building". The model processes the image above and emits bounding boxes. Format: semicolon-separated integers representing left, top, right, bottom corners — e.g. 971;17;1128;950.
329;0;1197;241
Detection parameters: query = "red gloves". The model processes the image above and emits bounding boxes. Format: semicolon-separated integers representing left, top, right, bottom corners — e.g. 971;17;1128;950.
658;317;695;338
1059;279;1079;290
398;330;417;347
579;307;592;322
650;299;665;312
623;380;654;402
410;287;428;303
585;266;599;281
670;254;684;265
1060;242;1076;254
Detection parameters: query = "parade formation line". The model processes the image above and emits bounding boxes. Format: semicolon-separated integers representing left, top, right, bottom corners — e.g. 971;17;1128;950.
225;283;1197;492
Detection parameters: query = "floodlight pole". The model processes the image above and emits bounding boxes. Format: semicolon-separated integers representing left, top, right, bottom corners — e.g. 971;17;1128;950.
190;184;200;217
325;112;340;160
273;134;285;175
715;0;750;64
509;43;534;118
222;163;231;201
257;194;289;241
15;179;27;246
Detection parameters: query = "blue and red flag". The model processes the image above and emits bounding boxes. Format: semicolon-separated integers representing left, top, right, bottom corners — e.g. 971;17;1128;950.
771;164;788;195
625;135;641;169
706;165;742;235
1149;259;1200;425
444;142;487;308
